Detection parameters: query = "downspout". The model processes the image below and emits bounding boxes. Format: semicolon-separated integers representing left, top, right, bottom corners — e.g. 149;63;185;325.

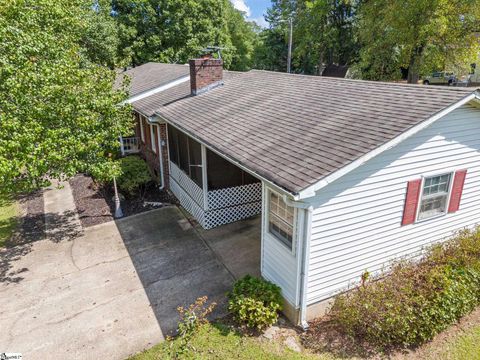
283;195;313;330
155;123;165;190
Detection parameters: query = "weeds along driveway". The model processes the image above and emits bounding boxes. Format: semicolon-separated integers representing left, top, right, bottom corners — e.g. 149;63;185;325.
0;206;234;360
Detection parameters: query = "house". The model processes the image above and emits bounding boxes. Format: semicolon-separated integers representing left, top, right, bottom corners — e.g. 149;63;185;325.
118;57;480;328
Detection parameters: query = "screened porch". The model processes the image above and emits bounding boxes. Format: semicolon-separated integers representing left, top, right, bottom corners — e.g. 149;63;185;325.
167;125;262;229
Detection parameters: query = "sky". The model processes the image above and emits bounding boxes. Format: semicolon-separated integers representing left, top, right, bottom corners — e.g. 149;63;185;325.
230;0;270;28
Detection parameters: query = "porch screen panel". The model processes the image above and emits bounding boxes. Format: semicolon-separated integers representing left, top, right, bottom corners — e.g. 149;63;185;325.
178;131;189;173
188;138;203;187
207;149;260;190
168;125;179;165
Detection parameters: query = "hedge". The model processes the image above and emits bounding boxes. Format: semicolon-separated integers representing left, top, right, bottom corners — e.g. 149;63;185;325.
329;226;480;350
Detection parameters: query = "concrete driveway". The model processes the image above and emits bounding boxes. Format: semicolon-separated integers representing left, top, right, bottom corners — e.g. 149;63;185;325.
0;207;234;360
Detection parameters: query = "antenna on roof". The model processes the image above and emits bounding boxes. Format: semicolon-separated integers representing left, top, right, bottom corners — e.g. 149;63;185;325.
201;46;226;60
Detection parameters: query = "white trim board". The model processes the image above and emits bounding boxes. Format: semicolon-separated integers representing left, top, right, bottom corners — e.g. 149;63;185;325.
123;76;190;105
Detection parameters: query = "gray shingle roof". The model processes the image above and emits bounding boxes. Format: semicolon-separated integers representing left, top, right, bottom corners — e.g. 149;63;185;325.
131;71;243;117
116;62;190;97
155;70;476;194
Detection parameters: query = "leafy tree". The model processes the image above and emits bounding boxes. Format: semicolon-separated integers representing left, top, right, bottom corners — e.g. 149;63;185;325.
295;0;358;74
257;0;358;74
356;0;480;83
112;0;251;68
225;5;261;71
0;0;132;194
81;0;125;68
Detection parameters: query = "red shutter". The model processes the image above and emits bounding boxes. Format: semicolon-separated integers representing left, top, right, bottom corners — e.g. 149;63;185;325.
448;170;467;213
402;179;422;226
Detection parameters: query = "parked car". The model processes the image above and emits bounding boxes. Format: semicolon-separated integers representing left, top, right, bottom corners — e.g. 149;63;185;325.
423;72;457;86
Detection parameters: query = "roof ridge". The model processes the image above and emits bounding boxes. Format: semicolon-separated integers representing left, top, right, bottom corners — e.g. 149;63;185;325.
247;69;475;93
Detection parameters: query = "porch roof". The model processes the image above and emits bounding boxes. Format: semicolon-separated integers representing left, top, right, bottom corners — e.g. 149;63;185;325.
115;62;189;97
155;70;476;195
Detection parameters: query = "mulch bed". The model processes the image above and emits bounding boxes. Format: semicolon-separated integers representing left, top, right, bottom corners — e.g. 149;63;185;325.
69;174;175;228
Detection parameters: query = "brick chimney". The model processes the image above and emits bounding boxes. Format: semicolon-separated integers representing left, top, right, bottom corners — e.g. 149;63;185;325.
189;56;224;95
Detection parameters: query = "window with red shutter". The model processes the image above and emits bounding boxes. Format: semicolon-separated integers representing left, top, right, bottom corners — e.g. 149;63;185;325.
448;170;467;213
402;179;422;225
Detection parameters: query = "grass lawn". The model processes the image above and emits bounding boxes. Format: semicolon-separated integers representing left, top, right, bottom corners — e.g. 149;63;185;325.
433;325;480;360
129;322;329;360
0;194;19;247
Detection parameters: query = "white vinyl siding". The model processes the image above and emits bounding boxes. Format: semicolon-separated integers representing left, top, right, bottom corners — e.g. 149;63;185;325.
261;184;301;307
305;104;480;305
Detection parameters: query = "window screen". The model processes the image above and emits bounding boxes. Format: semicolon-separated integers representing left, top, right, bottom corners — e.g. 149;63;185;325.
268;191;294;250
418;173;452;220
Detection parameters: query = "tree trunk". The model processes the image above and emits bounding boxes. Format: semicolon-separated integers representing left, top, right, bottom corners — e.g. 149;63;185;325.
407;45;424;84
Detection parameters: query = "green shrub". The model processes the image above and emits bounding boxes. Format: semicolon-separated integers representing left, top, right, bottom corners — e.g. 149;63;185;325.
167;296;216;358
227;275;283;330
330;227;480;350
117;156;151;196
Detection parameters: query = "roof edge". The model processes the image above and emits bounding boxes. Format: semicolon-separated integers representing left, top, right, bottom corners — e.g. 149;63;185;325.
123;75;190;105
296;91;479;200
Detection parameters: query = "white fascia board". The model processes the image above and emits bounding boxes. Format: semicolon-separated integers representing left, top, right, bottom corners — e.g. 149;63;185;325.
297;92;479;200
156;115;298;199
122;76;190;105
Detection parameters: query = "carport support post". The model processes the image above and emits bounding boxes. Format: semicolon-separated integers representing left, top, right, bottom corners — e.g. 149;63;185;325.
113;176;124;219
201;145;209;211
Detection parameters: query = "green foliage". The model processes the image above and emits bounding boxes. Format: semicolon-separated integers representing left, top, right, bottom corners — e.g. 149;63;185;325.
130;322;317;360
228;275;283;330
111;0;258;71
356;0;480;82
116;156;151;196
0;0;132;194
330;227;480;350
167;296;217;359
0;194;18;248
255;0;358;74
81;0;125;68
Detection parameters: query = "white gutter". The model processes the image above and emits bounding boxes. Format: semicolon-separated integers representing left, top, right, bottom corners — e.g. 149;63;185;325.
297;92;479;199
122;76;190;105
283;195;313;330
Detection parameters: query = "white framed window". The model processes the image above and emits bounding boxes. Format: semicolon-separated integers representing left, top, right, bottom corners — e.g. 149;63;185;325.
150;124;156;153
139;116;145;143
268;191;295;251
417;173;452;221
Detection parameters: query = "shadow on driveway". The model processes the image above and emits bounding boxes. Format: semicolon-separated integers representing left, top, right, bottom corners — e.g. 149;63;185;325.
114;206;235;335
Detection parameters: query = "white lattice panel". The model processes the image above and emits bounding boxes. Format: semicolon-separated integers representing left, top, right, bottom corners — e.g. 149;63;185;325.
207;182;262;210
170;177;205;227
169;161;204;207
204;201;262;229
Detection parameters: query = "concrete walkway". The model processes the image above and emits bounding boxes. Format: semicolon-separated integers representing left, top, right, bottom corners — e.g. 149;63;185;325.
43;180;83;242
0;184;234;359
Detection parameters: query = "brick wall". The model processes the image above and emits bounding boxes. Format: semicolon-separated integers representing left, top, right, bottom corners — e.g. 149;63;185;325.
134;112;170;189
189;58;223;95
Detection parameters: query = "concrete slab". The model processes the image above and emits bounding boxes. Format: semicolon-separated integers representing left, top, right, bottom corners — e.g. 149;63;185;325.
0;206;234;360
197;215;262;279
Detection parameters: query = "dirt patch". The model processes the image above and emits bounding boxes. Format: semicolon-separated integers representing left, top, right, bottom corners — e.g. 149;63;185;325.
69;174;175;228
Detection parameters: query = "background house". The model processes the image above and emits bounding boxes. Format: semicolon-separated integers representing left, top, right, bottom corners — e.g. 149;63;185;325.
119;59;480;327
